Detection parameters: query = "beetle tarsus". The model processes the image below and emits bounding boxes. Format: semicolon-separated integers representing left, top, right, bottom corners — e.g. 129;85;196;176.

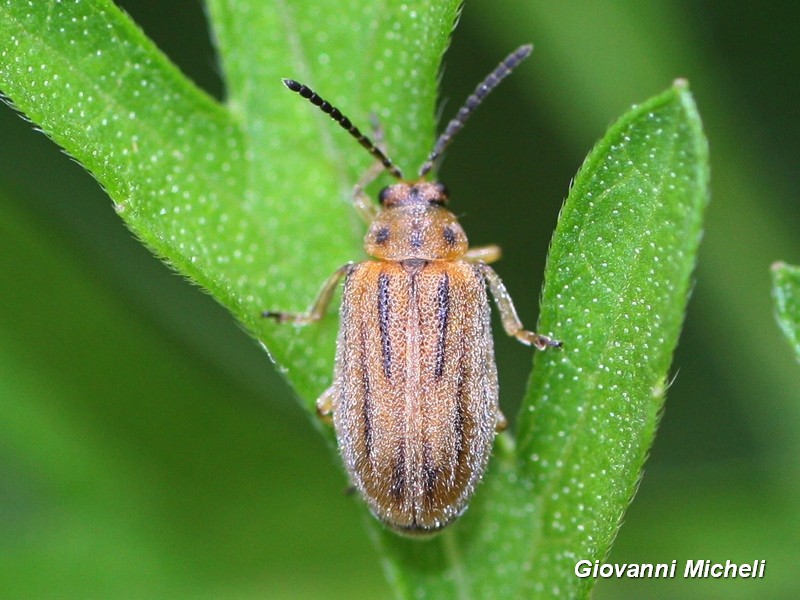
495;409;509;432
316;386;335;423
516;330;563;350
262;310;304;324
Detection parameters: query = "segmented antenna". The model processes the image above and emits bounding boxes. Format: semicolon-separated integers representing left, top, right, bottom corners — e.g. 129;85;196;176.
418;44;533;178
282;78;403;180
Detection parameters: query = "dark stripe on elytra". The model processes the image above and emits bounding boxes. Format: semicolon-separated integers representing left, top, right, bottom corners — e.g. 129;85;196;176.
389;444;406;500
378;271;392;380
360;326;374;462
422;441;439;498
434;273;450;378
453;338;468;469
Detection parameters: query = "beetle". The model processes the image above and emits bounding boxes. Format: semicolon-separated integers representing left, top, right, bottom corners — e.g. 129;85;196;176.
264;44;561;535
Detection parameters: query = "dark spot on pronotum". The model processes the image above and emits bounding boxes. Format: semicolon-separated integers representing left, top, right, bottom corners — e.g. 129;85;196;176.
443;225;457;245
434;273;450;378
410;228;423;249
374;226;390;245
377;272;392;379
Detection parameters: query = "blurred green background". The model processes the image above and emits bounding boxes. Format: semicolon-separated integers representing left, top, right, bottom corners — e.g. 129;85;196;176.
1;1;798;598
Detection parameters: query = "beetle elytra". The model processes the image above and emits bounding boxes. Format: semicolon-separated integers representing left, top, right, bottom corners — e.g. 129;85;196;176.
264;44;561;535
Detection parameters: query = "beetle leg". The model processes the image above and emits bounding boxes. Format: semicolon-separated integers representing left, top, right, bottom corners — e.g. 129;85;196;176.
353;164;383;222
352;114;390;223
316;385;335;424
477;263;563;350
262;263;355;324
464;244;502;264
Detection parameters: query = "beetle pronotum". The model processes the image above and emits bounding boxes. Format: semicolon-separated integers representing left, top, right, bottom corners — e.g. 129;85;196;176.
264;44;561;535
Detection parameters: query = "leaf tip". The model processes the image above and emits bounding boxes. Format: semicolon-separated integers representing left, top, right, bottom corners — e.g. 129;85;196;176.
771;261;787;273
672;77;690;91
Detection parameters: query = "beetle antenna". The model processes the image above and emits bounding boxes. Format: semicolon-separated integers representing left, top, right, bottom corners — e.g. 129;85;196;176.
282;78;404;180
419;44;533;178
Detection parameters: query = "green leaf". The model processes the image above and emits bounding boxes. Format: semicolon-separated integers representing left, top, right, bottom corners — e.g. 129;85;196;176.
0;0;461;409
771;262;800;360
0;2;709;597
375;81;709;599
518;79;709;597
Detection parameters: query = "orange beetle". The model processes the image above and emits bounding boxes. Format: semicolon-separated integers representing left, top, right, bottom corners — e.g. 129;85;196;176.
265;45;561;535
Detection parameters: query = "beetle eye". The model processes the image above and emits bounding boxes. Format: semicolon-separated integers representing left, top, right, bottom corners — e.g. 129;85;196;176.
378;186;391;205
435;182;449;201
